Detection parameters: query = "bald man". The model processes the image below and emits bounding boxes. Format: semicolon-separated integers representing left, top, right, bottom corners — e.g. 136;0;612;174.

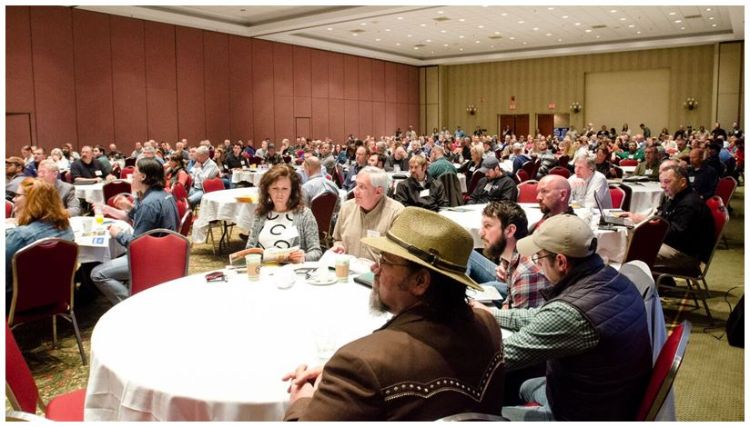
529;174;573;234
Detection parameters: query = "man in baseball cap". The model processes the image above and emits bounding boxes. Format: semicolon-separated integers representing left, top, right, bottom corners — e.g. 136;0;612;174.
481;214;651;421
283;207;505;421
467;156;517;204
5;156;26;198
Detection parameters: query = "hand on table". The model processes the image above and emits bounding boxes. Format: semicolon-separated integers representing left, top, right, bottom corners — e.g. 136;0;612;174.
619;212;645;223
469;299;493;314
331;242;346;254
287;250;305;264
282;364;323;403
109;225;121;238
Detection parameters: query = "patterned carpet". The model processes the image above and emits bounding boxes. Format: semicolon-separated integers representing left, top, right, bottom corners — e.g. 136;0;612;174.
7;192;745;420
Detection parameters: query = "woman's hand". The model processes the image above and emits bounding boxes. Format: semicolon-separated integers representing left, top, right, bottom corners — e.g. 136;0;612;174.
331;242;346;254
287;249;305;264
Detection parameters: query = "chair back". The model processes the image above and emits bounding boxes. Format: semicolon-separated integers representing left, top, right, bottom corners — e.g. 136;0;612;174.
520;160;536;179
516;180;539;203
106;193;134;210
175;198;190;220
558;155;570;168
548;166;570;178
102;180;132;202
282;155;292;164
617;182;633;211
171;181;188;200
636;321;691;421
310;192;338;241
129;229;190;296
5;324;41;414
63;170;73;183
466;171;485;194
333;164;345;188
120;166;135;180
9;238;78;325
247;156;262;165
515;169;529;183
438;173;464;207
6;200;14;217
179;209;193;237
715;176;737;208
609;185;627;209
435;412;507;421
620;159;638;166
202;177;225;193
705;196;729;243
624;216;669;269
124;157;136;167
611;166;624;179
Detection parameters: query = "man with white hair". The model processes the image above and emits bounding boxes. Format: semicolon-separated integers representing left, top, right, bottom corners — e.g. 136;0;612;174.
331;166;404;261
187;146;220;207
427;145;457;178
384;145;409;172
568;154;611;209
36;159;81;216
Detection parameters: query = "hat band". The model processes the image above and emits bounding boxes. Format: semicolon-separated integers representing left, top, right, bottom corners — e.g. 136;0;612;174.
385;231;466;274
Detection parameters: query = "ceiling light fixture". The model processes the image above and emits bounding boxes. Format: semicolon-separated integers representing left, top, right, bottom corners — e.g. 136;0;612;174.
574;22;581;26
240;8;246;12
327;27;333;31
420;23;426;27
674;20;682;23
407;34;412;38
610;9;617;13
585;29;592;33
669;12;676;16
443;43;448;47
509;36;515;40
533;27;539;31
459;48;464;51
459;18;465;22
546;33;552;36
375;38;381;41
437;10;444;14
596;35;600;38
522;42;527;45
385;29;391;32
712;24;717;27
494;31;500;35
501;13;508;16
413;47;419;50
620;17;627;21
558;38;563;42
459;35;465;39
478;25;484;29
706;8;711;11
352;33;357;36
397;16;403;20
360;22;366;26
518;20;525;24
562;15;569;19
475;40;480;44
637;31;642;34
628;24;635;28
441;30;447;33
681;27;686;30
396;42;401;46
709;17;714;20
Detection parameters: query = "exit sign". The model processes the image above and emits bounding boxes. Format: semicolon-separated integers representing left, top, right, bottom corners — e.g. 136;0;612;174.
547;102;556;110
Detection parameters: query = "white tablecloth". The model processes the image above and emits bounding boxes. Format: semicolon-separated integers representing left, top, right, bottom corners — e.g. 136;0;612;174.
626;181;663;214
192;188;260;243
620;165;636;176
84;265;389;421
69;217;132;264
231;168;268;186
439;203;629;263
74;183;105;204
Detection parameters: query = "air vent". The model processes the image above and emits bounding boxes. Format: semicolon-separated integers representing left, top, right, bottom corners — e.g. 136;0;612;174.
591;24;607;29
350;29;365;33
433;16;451;22
489;35;503;39
684;14;702;19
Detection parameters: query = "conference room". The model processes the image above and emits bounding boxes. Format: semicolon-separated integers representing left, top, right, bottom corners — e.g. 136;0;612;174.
5;4;744;422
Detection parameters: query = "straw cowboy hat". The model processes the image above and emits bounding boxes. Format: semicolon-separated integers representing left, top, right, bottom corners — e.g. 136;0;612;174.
361;206;481;291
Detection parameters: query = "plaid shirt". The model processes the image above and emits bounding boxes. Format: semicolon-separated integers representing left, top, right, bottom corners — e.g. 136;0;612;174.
501;251;550;309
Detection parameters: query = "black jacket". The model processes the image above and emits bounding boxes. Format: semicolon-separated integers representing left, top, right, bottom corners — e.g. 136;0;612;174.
657;186;715;261
467;175;518;204
393;175;448;212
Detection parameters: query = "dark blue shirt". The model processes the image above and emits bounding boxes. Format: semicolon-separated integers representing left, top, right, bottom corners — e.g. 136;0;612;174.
115;187;179;247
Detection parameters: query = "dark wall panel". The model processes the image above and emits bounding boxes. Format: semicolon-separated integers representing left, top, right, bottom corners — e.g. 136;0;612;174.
358;101;373;137
144;21;177;142
110;15;147;146
384;62;397;103
293;46;311;98
344;99;359;138
6;7;37;151
344;55;359;100
358;58;372;101
371;60;385;102
329;99;345;144
175;26;205;144
204;31;231;144
397;103;409;131
73;10;115;148
408;67;419;104
397;64;408;104
408;103;419;130
372;102;385;139
229;35;253;142
385;103;398;136
252;39;275;142
294;96;311;118
30;7;77;149
311;98;329;140
274;96;294;141
273;43;293;97
310;49;328;98
328;52;344;99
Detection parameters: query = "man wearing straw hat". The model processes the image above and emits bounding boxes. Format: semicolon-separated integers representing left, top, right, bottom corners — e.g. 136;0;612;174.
283;207;505;421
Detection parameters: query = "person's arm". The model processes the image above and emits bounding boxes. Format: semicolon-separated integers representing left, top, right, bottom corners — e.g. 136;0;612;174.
63;186;82;217
392;181;410;206
468;178;485;204
300;208;322;262
434;182;449;210
244;215;265;250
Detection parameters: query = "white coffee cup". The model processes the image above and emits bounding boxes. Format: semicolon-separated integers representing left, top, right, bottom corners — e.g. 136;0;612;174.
335;256;350;282
246;254;262;280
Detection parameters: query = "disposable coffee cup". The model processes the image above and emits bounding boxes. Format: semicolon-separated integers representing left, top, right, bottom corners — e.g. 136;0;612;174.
335;256;350;282
246;254;262;280
82;217;94;234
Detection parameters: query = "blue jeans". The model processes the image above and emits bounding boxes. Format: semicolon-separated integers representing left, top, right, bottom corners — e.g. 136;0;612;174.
91;255;130;305
501;377;555;421
466;250;508;298
188;188;204;208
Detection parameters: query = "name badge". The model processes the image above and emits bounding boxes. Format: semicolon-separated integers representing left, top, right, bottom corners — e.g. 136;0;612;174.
645;169;653;175
394;165;401;172
689;176;695;183
366;229;380;238
351;173;357;180
483;183;493;192
95;170;102;176
419;189;430;198
469;166;476;172
241;160;246;166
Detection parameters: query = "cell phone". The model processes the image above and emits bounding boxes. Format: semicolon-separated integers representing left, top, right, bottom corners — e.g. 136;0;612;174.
205;271;227;282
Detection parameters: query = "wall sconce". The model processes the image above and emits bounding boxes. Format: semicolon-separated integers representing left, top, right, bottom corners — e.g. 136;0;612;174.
466;104;477;115
683;97;698;110
570;101;582;114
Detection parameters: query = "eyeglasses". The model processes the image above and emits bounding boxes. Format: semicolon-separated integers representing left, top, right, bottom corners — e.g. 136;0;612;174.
531;252;556;264
375;253;411;268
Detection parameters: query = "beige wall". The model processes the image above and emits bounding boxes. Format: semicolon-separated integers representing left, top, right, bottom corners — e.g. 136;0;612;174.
421;66;440;135
716;42;743;129
430;44;732;135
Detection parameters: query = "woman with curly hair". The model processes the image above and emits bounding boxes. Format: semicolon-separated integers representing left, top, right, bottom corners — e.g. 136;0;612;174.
245;164;321;262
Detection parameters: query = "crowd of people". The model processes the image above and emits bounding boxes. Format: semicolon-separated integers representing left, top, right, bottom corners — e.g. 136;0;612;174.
5;119;743;420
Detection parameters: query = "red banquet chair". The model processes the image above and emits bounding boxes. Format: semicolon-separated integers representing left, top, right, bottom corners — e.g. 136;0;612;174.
515;169;530;183
129;229;190;296
516;180;539;203
623;216;670;270
120;166;135;180
310;192;338;246
179;209;194;238
548;166;570;178
609;185;627;210
8;238;87;365
202;177;225;193
170;181;189;201
102;180;132;203
714;176;737;247
636;321;692;421
6;324;86;421
620;159;638;166
6;199;14;217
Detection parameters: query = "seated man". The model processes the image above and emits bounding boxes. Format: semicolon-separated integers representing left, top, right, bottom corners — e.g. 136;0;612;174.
427;145;457;178
624;165;715;273
688;147;719;200
393;155;448;212
468;157;518;204
36;159;81;217
92;158;180;305
283;207;505;420
529;174;573;234
478;214;651;421
568;155;611;208
70;145;114;184
384;146;409;172
633;146;661;180
615;141;644;161
187;146;220;208
5;156;26;199
343;146;369;191
331;166;404;261
302;156;339;207
467;201;550;308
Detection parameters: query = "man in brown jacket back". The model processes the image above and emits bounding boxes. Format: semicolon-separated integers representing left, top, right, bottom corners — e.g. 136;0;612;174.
283;207;505;421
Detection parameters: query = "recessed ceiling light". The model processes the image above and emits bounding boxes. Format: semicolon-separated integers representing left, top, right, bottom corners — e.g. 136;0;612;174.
674;20;682;23
509;36;515;40
437;10;444;14
669;12;676;16
706;8;711;11
548;7;555;10
585;29;592;33
628;24;635;28
574;22;581;26
712;23;717;27
413;47;419;50
610;9;617;13
533;27;539;31
546;33;552;36
385;29;391;32
681;27;686;30
396;42;401;46
596;35;600;38
475;40;480;44
420;23;426;27
494;31;500;35
441;30;447;33
620;17;627;21
562;15;569;19
558;38;563;42
443;43;449;47
501;13;508;16
459;18;465;22
375;38;381;41
352;33;357;36
518;20;525;24
459;35;465;39
426;39;431;42
397;16;403;20
459;48;464;51
407;34;412;38
478;25;484;29
431;51;434;54
709;17;714;20
522;42;527;45
637;31;642;34
327;27;333;31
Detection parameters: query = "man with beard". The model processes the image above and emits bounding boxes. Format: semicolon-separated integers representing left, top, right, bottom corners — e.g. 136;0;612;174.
529;174;573;234
467;201;550;307
282;207;505;420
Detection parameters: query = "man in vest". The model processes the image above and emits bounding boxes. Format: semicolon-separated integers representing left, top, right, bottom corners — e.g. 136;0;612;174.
477;214;651;421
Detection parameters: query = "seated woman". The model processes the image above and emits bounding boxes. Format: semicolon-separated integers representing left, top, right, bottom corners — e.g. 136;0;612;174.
164;153;190;193
393;155;448;212
595;147;617;179
245;164;321;262
6;178;74;305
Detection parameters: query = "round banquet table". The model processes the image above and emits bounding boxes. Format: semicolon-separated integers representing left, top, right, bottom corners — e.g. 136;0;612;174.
230;168;268;186
83;265;390;421
439;203;629;264
68;216;132;264
73;182;105;204
624;181;663;213
191;187;260;243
